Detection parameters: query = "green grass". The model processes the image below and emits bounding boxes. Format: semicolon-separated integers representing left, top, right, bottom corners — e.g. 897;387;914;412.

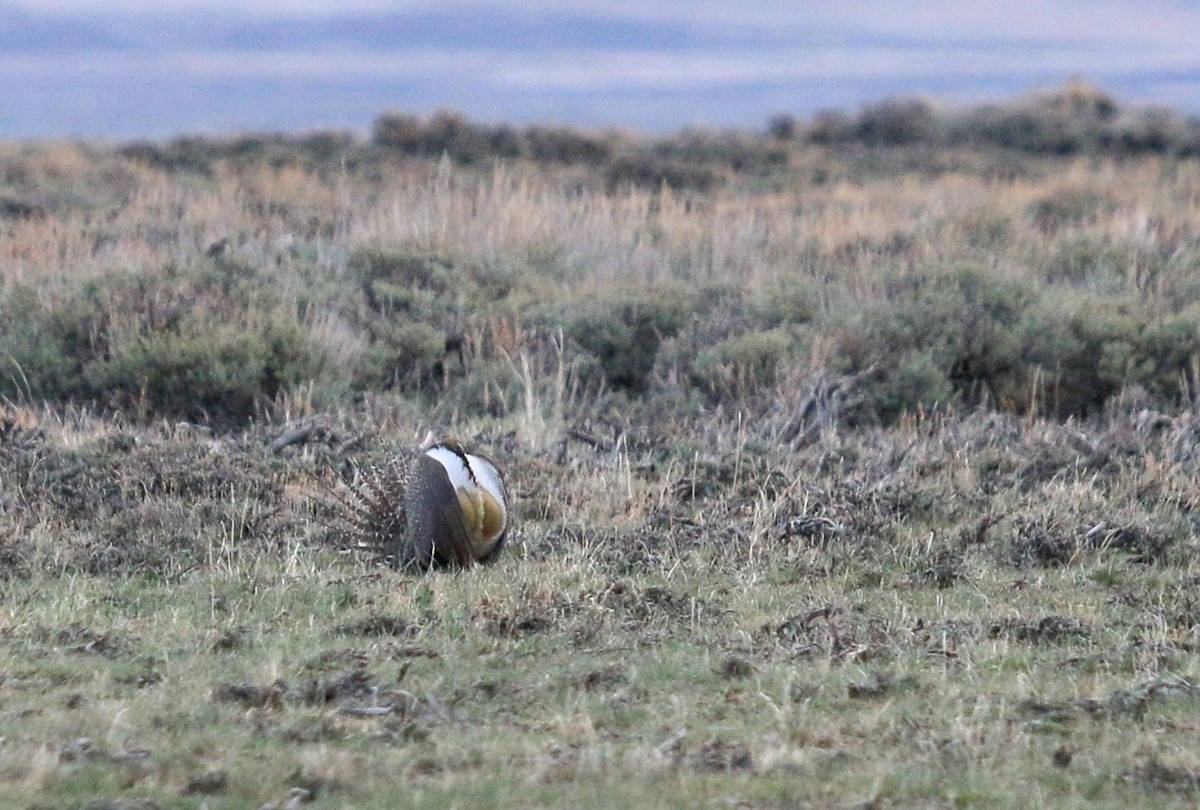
4;94;1200;806
4;404;1200;808
3;553;1198;809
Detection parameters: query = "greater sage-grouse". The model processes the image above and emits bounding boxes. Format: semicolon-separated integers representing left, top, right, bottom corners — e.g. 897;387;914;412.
345;440;509;570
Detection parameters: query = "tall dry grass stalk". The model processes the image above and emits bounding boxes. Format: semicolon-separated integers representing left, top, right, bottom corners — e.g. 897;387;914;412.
5;143;1200;425
2;146;1198;305
504;328;576;440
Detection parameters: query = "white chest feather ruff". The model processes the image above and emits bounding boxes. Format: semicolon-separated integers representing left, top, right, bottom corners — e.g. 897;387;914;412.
424;445;508;539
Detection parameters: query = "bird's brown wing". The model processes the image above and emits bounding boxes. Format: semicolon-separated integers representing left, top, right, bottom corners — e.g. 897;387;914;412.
406;454;475;569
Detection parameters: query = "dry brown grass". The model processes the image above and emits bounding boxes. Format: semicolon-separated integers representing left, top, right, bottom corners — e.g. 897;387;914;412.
3;130;1200;806
4;143;1199;346
5;394;1200;808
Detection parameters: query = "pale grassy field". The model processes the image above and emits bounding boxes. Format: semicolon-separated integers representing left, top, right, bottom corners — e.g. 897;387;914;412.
4;402;1200;809
3;132;1200;808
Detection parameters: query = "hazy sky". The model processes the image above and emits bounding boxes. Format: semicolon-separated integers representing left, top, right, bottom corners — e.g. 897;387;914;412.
2;0;1198;139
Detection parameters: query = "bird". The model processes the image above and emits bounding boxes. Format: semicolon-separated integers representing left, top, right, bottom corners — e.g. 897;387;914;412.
343;439;509;570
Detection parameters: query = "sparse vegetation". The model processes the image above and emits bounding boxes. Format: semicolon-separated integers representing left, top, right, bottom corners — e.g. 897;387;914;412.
3;83;1200;807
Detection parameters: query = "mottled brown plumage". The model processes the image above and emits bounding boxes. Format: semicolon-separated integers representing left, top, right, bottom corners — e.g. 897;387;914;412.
343;441;509;570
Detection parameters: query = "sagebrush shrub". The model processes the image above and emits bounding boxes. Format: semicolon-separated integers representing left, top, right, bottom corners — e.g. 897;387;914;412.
693;328;794;402
860;349;959;421
1019;292;1181;417
1027;188;1116;234
1042;234;1130;290
837;265;1035;417
0;264;337;427
747;275;825;327
566;284;695;394
603;155;720;193
88;318;318;426
0;284;97;402
855;98;938;145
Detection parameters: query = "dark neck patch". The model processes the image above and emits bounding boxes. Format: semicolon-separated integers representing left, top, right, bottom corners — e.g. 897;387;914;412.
435;441;477;485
